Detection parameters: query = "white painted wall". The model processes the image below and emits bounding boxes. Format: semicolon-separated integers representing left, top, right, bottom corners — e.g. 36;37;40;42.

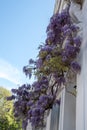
26;1;87;130
63;89;76;130
59;84;76;130
76;0;87;130
45;111;51;130
46;1;87;130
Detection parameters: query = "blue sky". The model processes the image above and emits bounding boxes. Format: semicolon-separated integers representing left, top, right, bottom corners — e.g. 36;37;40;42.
0;0;55;90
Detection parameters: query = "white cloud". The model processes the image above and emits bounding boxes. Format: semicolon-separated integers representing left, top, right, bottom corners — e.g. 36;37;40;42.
0;58;23;85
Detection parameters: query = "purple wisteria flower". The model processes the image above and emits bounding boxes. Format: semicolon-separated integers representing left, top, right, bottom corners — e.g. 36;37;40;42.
70;24;79;32
7;95;15;100
22;119;28;130
47;30;55;41
23;66;32;78
41;45;53;52
29;59;35;64
27;100;34;107
46;54;51;60
7;7;82;129
62;24;69;31
73;36;81;47
36;58;43;68
63;28;72;36
71;61;81;73
61;51;69;62
11;88;17;93
54;74;65;86
64;44;77;58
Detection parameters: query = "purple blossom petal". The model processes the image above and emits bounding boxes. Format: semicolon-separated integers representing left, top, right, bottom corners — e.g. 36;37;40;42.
71;61;81;73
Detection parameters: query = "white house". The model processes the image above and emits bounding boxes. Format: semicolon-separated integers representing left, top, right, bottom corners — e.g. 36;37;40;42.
27;0;87;130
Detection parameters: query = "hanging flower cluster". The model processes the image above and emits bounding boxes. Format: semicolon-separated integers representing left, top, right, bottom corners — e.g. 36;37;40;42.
7;7;81;130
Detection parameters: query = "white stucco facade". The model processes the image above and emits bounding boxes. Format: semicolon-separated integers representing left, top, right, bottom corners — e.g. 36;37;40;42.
76;0;87;129
54;0;87;130
49;0;87;130
27;0;87;130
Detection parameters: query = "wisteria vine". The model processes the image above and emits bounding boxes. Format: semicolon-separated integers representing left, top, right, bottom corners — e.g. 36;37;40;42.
7;7;82;130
